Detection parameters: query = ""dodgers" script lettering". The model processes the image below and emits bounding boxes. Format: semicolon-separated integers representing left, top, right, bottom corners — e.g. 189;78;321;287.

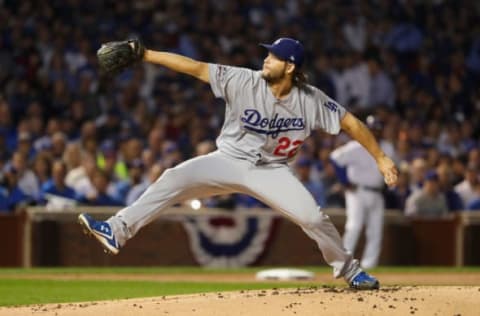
240;109;305;138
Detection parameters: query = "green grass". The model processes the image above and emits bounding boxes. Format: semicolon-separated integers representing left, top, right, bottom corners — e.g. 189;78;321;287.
2;266;480;307
1;265;480;276
0;279;318;307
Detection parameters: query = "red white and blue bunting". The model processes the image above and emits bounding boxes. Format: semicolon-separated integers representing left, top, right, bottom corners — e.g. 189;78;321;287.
182;214;276;267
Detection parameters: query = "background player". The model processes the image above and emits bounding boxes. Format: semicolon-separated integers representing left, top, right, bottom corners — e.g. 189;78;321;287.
330;116;394;269
79;37;398;290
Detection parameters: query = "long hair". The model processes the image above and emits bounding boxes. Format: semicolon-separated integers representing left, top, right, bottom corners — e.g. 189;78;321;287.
292;69;308;87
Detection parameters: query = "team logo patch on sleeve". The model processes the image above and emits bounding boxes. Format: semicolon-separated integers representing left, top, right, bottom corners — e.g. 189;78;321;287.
323;101;339;112
216;65;227;83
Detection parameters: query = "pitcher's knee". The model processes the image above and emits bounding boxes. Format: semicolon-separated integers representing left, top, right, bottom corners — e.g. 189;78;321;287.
151;167;186;191
158;167;184;183
298;211;326;230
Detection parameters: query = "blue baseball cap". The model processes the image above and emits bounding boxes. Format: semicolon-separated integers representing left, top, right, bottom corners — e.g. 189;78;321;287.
260;38;305;67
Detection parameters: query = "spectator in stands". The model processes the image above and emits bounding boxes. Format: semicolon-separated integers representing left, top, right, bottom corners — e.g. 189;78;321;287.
320;159;345;208
40;160;77;203
405;170;448;217
65;152;96;198
78;169;123;206
50;132;68;160
10;151;39;201
436;163;464;211
455;163;480;208
385;165;411;211
122;137;144;172
32;152;52;189
409;157;427;192
161;141;183;168
79;121;98;156
147;127;165;162
16;132;35;161
97;139;124;181
63;143;82;174
113;158;145;204
467;182;480;211
365;49;396;108
294;157;325;206
0;164;32;212
0;0;480;211
126;163;164;206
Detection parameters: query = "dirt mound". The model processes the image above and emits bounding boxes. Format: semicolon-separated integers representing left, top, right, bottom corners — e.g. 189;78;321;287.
2;286;479;316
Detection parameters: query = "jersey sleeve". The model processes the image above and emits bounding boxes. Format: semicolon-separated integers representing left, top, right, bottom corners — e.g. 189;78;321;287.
330;142;356;167
312;91;347;134
208;63;253;101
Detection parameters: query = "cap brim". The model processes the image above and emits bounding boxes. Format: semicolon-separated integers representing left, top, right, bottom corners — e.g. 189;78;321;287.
259;43;273;50
259;43;285;61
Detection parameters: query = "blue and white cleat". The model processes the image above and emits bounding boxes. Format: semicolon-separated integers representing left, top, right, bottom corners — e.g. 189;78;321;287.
349;271;380;290
78;213;120;255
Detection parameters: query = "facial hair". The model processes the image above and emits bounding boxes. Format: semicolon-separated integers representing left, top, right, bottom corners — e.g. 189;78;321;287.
261;63;287;84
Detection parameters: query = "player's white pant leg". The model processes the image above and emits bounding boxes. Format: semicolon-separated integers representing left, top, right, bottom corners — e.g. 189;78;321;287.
107;151;242;246
343;190;366;255
242;164;360;280
361;192;384;269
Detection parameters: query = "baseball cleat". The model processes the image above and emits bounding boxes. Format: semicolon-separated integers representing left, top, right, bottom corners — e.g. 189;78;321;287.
78;213;120;255
349;271;380;290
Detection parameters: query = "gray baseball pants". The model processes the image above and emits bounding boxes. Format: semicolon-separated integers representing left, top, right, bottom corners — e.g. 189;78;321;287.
107;150;360;280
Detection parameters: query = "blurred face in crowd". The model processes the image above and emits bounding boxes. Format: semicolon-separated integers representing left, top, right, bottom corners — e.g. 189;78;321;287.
126;138;143;161
81;121;97;140
51;132;66;157
397;171;410;190
17;136;32;157
436;164;453;188
12;152;27;173
148;128;164;154
424;178;440;196
468;149;480;168
410;158;426;183
92;170;109;194
103;151;117;174
46;118;61;136
148;163;164;183
426;148;441;169
63;143;81;170
52;160;67;187
82;154;97;178
261;52;294;84
29;116;44;135
128;164;144;184
4;167;18;187
33;154;50;180
141;149;155;170
465;168;479;185
83;138;97;156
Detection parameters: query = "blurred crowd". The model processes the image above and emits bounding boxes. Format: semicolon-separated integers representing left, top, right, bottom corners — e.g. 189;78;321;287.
1;0;480;216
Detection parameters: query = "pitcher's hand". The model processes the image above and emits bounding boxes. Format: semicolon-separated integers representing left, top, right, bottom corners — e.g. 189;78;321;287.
377;155;398;187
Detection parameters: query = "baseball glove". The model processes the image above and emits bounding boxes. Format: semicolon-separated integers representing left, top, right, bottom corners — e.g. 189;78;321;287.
97;38;145;77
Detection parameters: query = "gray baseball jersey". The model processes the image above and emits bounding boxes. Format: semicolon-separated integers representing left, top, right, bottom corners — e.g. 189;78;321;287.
209;64;346;164
106;63;362;281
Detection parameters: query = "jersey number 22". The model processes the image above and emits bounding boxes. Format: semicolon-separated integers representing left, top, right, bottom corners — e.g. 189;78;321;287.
273;137;303;158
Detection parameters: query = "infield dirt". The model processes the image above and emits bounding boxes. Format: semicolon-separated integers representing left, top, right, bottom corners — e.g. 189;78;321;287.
1;271;479;316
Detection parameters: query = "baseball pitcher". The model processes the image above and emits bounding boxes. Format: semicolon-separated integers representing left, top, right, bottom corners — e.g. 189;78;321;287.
79;37;398;290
